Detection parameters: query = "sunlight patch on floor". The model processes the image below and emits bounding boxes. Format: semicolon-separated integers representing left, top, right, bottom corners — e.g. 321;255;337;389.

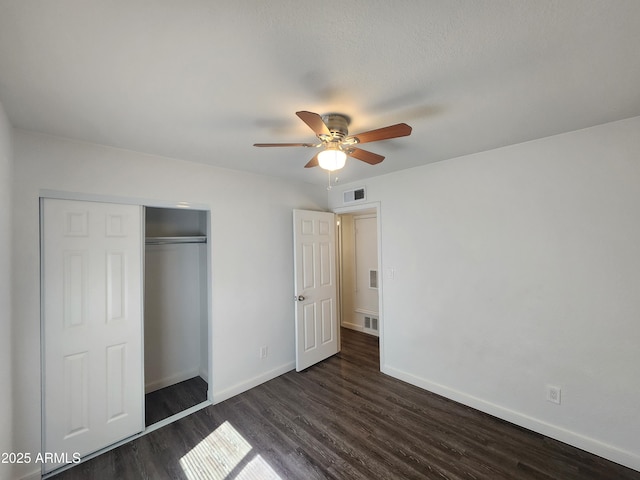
235;455;282;479
179;420;282;480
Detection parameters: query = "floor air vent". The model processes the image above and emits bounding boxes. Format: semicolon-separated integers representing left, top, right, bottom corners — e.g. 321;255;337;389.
364;316;379;331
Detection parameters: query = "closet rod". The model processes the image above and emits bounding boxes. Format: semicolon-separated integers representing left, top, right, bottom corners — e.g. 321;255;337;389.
145;236;207;245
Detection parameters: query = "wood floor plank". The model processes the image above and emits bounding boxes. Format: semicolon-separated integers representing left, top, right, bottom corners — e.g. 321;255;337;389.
52;328;640;480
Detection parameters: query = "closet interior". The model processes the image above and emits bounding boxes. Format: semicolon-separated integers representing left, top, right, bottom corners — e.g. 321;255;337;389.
144;206;210;426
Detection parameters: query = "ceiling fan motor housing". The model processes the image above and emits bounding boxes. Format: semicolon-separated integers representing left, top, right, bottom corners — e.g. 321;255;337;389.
321;113;350;142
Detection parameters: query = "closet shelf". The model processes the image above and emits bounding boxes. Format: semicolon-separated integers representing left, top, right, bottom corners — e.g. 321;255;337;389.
145;235;207;245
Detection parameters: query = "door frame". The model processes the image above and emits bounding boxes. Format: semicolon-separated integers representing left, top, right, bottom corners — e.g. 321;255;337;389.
39;189;214;477
333;201;384;369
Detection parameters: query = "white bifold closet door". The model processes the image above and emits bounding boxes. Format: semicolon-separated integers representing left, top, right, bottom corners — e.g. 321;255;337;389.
42;199;144;473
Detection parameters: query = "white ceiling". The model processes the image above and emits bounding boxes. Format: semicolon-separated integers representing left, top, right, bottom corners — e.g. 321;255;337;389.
1;1;639;186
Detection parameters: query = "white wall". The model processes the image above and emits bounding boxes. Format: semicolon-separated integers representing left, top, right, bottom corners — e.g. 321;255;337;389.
144;243;207;392
11;130;328;479
0;101;14;480
329;116;640;471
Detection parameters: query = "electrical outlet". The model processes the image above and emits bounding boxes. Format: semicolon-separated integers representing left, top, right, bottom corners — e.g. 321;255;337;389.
259;345;268;359
546;385;561;405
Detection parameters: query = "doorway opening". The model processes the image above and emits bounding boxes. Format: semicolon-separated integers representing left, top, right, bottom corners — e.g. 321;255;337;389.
334;203;382;367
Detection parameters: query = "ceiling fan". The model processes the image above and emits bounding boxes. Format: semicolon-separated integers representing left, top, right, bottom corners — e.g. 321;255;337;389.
254;111;412;171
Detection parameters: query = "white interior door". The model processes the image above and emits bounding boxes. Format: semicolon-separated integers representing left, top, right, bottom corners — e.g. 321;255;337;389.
42;198;144;473
293;209;339;371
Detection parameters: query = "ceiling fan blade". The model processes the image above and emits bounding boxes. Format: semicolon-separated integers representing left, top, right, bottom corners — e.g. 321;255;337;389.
296;111;330;136
304;153;320;168
253;143;317;147
347;123;412;144
348;148;385;165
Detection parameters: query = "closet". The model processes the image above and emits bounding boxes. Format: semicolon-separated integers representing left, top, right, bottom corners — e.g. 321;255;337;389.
41;199;211;474
144;206;210;426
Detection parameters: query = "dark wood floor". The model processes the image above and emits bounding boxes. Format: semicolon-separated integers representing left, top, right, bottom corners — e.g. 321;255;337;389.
145;376;208;426
53;328;640;479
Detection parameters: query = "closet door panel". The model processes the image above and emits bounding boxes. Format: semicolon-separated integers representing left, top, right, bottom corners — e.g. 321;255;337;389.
42;199;144;473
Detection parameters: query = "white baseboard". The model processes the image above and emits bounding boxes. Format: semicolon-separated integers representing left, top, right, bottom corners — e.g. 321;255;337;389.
382;364;640;473
354;308;378;316
18;468;40;480
341;322;379;337
341;321;365;332
212;361;295;404
145;368;200;393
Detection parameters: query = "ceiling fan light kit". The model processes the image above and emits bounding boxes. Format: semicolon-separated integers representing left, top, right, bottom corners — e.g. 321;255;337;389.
254;111;412;172
317;147;347;171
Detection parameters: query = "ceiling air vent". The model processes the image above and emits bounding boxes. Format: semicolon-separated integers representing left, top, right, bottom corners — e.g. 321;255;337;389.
343;187;366;204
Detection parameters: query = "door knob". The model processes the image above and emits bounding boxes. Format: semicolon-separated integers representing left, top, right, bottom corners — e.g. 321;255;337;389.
296;295;305;301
